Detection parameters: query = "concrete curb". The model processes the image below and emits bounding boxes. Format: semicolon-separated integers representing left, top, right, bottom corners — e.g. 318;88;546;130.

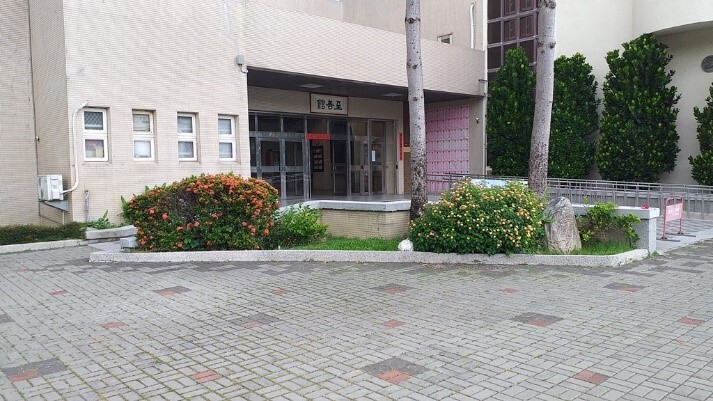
89;248;650;267
0;239;86;255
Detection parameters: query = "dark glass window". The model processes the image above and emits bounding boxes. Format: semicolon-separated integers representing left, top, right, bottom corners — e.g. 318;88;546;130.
488;22;501;45
283;117;305;133
249;114;256;131
256;115;280;132
503;0;517;16
520;14;536;37
503;18;517;41
520;0;535;12
329;120;347;136
522;38;537;64
488;47;502;70
488;0;501;19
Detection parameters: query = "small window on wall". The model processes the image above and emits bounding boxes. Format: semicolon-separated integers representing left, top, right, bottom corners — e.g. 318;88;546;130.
177;113;197;160
83;108;108;161
132;111;154;161
218;115;236;160
437;34;452;44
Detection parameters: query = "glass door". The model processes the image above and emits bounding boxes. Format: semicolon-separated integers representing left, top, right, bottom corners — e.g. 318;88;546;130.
259;138;282;194
330;120;348;196
370;121;387;194
252;136;306;199
284;139;304;197
349;121;369;195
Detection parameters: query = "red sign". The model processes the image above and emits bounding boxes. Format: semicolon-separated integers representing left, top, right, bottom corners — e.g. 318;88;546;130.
398;132;403;161
661;196;685;240
665;202;683;221
306;132;331;140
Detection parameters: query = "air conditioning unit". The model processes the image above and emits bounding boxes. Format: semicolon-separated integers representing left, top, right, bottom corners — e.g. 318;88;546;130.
38;175;64;201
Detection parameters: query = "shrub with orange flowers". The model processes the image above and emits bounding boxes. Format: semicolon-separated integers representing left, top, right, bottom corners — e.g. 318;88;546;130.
122;173;278;251
409;181;544;255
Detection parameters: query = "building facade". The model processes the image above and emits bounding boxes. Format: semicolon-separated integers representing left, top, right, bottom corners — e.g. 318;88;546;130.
487;0;713;184
1;0;487;225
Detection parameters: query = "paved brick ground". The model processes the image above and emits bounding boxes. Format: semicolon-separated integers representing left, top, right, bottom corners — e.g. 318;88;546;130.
1;241;713;400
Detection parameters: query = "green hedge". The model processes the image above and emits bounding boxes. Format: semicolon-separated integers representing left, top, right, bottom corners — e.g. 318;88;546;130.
596;33;680;182
486;48;535;176
0;223;85;245
689;82;713;185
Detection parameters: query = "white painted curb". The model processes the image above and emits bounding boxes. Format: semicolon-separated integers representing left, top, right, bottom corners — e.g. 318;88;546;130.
89;248;650;267
0;239;86;255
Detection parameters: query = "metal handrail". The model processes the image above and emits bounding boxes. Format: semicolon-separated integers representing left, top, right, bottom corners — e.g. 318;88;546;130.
425;174;713;219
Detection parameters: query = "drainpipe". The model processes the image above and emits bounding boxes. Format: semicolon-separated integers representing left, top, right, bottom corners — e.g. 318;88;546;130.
470;3;475;49
61;101;88;195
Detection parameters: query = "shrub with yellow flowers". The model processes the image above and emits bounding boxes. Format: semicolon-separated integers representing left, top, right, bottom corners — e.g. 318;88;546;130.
409;181;544;255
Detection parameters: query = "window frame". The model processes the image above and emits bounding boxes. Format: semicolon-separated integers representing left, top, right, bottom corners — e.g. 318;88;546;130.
437;33;453;44
177;113;198;161
132;110;155;161
82;108;108;162
218;115;236;161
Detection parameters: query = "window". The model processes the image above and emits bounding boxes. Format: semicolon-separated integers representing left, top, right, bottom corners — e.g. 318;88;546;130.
132;111;154;160
83;108;108;161
177;113;197;160
437;34;452;44
487;0;538;72
218;115;236;160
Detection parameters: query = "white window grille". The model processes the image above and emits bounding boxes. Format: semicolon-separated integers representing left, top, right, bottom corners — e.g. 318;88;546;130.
218;115;236;160
83;108;108;161
133;111;154;161
177;113;197;160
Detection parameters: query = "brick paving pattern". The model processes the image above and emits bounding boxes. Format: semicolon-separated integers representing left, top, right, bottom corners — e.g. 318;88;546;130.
1;240;712;400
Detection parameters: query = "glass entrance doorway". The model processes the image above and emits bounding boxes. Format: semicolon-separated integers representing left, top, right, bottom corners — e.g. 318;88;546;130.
250;113;396;199
250;136;306;198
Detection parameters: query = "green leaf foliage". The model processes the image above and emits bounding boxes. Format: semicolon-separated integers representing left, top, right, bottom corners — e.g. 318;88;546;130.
596;33;681;182
409;181;544;255
0;222;85;245
576;202;639;246
264;204;327;249
689;82;713;185
549;54;598;178
487;48;535;176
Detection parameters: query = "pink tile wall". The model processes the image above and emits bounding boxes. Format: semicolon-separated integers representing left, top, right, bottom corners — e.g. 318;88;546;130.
426;106;469;192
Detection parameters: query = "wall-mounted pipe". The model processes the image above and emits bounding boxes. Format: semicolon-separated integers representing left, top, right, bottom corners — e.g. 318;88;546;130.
61;101;88;194
470;3;475;49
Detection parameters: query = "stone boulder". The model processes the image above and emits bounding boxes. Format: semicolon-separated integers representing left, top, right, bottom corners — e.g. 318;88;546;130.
544;197;582;254
398;239;413;251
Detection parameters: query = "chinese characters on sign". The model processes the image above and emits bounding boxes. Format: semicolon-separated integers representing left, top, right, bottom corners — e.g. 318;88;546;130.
310;94;348;115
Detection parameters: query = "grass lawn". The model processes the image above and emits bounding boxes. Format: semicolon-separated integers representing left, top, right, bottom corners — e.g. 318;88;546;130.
292;237;633;255
291;236;401;251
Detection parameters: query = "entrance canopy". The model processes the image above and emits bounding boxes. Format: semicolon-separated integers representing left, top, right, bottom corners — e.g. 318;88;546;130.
247;68;478;104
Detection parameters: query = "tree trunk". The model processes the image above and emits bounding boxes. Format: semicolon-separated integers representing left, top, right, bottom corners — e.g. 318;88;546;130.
406;0;428;220
528;0;557;197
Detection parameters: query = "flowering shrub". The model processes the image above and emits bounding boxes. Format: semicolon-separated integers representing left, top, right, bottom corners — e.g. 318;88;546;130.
409;181;544;255
122;174;278;251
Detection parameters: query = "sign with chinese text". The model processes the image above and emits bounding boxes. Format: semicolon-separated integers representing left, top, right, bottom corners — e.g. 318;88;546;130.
310;93;348;115
305;132;331;140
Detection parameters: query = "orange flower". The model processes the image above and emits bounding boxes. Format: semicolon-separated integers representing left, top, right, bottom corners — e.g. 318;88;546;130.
176;242;183;248
162;213;168;221
194;221;200;228
263;229;269;235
